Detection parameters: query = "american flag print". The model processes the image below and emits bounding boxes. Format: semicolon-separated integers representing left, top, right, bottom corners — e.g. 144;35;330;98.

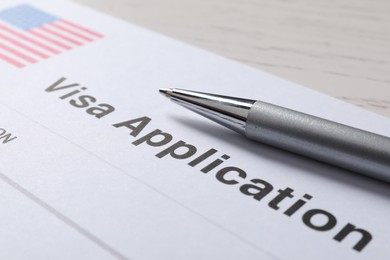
0;4;103;68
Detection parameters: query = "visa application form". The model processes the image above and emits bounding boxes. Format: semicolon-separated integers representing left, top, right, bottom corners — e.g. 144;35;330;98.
0;0;389;259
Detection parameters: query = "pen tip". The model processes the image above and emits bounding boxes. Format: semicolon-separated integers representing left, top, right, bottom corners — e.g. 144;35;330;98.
159;88;173;97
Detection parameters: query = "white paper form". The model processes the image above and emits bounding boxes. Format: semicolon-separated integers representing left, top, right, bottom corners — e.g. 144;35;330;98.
0;0;389;259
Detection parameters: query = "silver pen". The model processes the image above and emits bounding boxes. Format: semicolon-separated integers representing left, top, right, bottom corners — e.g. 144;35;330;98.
159;88;390;183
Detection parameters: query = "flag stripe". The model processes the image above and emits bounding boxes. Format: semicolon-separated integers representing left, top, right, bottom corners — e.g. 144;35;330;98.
60;19;103;38
0;51;25;67
39;26;83;46
50;23;94;42
29;29;72;50
0;42;37;63
0;32;48;58
0;24;60;54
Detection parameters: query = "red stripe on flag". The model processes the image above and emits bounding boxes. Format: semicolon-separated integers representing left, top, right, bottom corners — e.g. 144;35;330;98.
0;42;37;63
60;19;104;38
0;52;25;68
0;24;60;55
29;30;72;50
50;23;94;42
0;32;49;59
39;26;83;46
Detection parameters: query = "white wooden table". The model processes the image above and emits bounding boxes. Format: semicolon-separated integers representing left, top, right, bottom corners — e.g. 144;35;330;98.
74;0;390;118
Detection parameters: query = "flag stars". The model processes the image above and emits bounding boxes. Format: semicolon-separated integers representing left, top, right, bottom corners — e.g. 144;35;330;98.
0;4;58;30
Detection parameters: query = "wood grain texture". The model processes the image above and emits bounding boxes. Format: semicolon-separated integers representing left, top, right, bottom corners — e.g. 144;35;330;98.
73;0;390;117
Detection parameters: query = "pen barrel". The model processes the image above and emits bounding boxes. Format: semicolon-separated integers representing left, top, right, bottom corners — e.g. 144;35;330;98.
246;101;390;183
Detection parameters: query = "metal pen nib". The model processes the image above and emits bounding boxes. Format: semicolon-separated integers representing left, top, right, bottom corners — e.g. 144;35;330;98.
159;88;173;96
159;88;255;134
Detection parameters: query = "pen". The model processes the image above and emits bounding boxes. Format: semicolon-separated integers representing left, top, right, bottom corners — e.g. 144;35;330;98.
159;88;390;183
